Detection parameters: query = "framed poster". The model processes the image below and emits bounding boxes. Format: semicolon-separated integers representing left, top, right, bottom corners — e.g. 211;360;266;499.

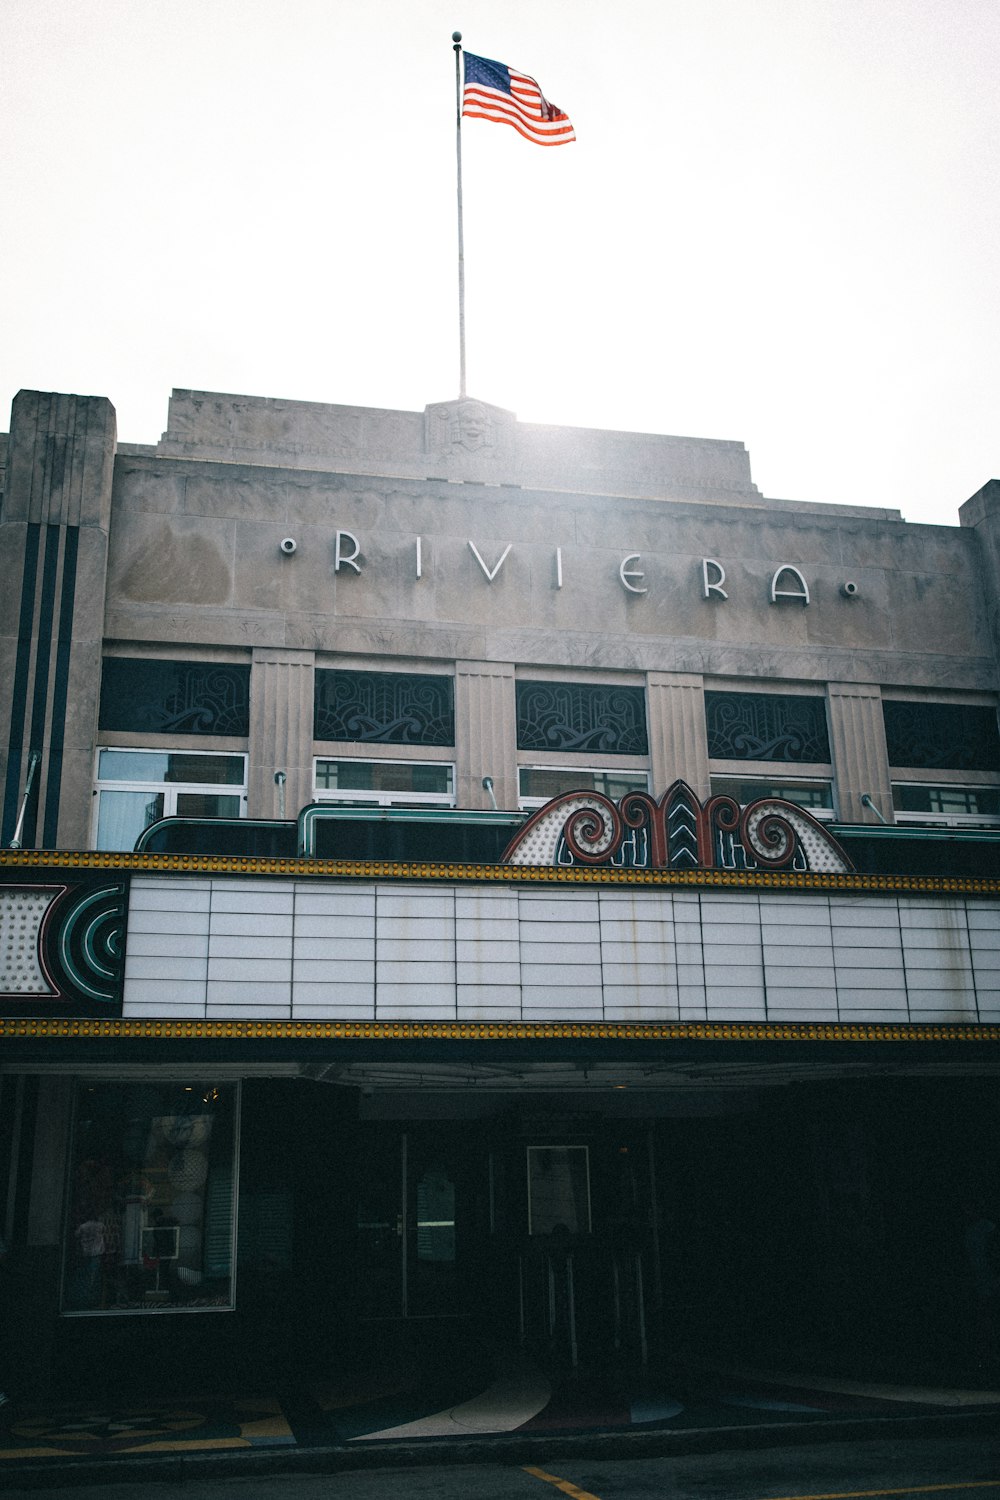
527;1145;591;1236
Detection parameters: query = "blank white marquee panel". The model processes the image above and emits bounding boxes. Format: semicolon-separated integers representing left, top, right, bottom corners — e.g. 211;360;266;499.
122;878;1000;1025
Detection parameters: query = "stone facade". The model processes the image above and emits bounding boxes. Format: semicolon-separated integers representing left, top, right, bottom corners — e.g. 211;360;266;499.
3;386;998;846
1;386;999;1402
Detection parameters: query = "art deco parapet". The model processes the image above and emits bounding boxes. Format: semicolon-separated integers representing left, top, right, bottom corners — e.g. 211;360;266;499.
4;390;116;528
157;389;761;502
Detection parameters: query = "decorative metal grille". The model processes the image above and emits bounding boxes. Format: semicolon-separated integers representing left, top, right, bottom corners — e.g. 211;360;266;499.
314;670;454;745
705;691;830;763
883;701;1000;772
98;659;251;737
516;682;648;755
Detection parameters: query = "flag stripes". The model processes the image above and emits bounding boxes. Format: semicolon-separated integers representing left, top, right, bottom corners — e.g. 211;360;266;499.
462;52;575;146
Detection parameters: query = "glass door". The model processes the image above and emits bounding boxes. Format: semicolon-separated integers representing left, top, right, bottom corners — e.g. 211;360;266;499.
407;1131;460;1317
355;1128;407;1317
355;1125;480;1319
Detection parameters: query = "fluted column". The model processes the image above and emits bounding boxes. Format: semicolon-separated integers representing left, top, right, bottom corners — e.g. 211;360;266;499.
0;391;116;849
248;648;316;820
646;671;710;799
455;660;517;810
827;682;893;823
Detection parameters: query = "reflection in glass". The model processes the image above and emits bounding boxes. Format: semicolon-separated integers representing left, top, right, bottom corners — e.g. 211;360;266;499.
63;1081;237;1314
97;751;245;785
518;768;648;804
893;783;1000;817
710;777;833;810
175;793;242;819
416;1162;456;1263
314;759;453;799
95;791;164;851
94;751;248;849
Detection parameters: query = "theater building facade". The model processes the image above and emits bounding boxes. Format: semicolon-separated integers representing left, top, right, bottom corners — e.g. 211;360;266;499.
1;387;999;1395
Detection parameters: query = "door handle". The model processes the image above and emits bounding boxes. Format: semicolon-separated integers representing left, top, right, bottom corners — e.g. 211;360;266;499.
395;1214;404;1237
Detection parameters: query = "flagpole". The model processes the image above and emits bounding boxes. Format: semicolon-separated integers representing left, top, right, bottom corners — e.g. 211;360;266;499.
453;31;467;398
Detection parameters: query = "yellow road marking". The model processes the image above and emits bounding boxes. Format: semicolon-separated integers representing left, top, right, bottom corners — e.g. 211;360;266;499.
767;1485;1000;1500
519;1473;1000;1500
523;1464;603;1500
519;1469;1000;1500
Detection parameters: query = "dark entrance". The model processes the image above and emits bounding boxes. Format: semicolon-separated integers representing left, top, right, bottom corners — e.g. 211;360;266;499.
27;1069;1000;1404
347;1110;660;1376
354;1124;487;1318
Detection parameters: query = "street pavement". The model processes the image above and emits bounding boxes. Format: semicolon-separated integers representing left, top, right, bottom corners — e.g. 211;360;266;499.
2;1431;999;1499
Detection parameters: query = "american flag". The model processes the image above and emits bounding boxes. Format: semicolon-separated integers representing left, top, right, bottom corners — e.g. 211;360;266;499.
462;52;575;146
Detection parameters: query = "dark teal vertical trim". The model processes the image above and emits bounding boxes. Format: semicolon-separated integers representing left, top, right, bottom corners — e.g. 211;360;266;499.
19;525;62;848
2;524;41;844
44;525;79;847
28;526;61;754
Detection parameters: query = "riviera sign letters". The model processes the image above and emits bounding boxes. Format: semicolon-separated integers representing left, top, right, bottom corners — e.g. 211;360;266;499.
327;531;838;607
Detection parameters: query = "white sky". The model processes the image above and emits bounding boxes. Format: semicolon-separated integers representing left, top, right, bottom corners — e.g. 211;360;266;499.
2;0;998;524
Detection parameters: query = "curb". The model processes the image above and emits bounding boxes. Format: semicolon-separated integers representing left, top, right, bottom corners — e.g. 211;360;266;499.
4;1403;998;1491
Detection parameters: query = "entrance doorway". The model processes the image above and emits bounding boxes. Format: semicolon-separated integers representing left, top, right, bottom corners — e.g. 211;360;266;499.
350;1115;658;1367
355;1124;485;1318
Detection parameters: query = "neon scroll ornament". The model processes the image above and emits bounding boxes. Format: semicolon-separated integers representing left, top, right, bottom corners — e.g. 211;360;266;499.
502;781;854;874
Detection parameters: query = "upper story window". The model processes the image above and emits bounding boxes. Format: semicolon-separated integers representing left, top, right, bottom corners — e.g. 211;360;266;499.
93;750;247;850
99;659;250;738
516;682;648;756
313;758;455;807
705;691;831;763
314;670;454;746
892;783;1000;825
518;767;650;810
882;699;1000;827
882;700;1000;773
709;775;835;818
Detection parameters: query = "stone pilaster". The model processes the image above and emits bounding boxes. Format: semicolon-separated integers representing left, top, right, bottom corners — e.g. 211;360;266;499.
455;660;518;810
827;682;893;823
1;391;116;849
248;647;316;820
646;671;711;799
960;479;1000;678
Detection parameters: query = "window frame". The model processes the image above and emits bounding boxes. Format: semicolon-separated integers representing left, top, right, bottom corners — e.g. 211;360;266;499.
61;1078;241;1318
708;773;837;821
312;755;457;808
517;764;652;811
92;748;248;850
890;779;1000;828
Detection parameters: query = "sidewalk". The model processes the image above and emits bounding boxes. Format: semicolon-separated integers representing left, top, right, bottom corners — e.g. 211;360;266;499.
2;1341;998;1487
